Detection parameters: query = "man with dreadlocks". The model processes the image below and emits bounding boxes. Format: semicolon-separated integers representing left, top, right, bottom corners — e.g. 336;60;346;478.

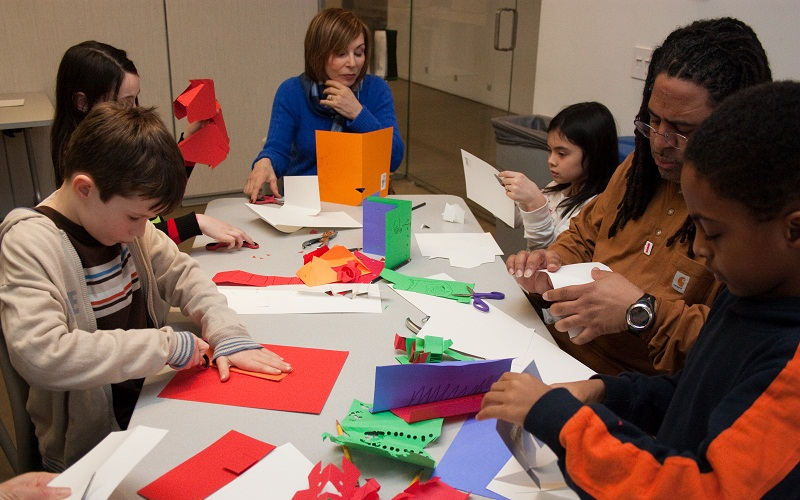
507;17;772;376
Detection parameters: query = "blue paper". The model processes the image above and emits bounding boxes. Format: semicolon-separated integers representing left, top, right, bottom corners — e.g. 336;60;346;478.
372;358;512;412
434;416;510;499
362;199;394;255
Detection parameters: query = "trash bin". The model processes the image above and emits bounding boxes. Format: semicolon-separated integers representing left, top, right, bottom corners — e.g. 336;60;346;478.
490;114;552;257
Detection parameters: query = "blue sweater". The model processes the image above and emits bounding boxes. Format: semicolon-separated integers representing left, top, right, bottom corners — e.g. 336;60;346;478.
252;74;404;177
526;289;800;498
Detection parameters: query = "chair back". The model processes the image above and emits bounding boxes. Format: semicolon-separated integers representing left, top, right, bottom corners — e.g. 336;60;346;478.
0;324;41;474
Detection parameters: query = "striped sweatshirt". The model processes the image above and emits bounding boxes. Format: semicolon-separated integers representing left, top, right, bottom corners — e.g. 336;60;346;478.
526;289;800;498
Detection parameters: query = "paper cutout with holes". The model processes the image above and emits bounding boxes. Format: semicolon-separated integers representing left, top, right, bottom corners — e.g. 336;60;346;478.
379;269;473;303
292;457;380;500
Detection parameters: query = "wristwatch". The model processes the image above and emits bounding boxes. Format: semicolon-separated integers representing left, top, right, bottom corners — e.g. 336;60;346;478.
626;293;657;335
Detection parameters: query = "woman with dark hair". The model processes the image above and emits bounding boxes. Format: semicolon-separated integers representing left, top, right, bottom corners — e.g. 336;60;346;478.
50;41;254;248
498;102;618;250
243;8;405;202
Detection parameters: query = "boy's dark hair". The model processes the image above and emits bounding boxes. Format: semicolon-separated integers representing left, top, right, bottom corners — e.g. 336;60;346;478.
608;18;772;253
51;41;138;186
63;102;186;214
545;101;618;219
305;8;370;85
685;81;800;221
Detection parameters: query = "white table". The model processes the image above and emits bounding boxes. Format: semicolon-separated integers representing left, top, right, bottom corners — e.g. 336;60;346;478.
119;195;583;498
0;93;54;204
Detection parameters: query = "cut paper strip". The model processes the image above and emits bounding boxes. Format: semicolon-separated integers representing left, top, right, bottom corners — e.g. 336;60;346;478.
415;232;503;269
390;393;484;423
48;426;167;500
212;270;303;287
461;149;515;227
218;285;382;315
363;196;412;270
293;457;380;500
158;344;348;414
394;476;470;499
316;127;392;206
322;400;442;468
138;430;275;500
542;262;611;337
207;443;314;500
442;203;465;223
433;417;510;500
173;79;230;168
379;269;473;303
246;203;362;233
372;358;512;412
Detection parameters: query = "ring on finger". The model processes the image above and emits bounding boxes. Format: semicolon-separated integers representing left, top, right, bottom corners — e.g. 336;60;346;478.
327;94;333;101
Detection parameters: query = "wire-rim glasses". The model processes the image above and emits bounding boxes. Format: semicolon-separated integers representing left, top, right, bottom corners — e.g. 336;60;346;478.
633;119;688;150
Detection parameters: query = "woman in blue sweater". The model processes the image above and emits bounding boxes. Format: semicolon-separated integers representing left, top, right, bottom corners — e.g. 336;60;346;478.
243;8;404;202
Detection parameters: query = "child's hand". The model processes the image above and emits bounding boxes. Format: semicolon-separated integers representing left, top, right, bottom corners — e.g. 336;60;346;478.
196;214;255;249
476;372;551;427
214;347;292;382
168;334;209;371
550;379;606;404
497;171;546;212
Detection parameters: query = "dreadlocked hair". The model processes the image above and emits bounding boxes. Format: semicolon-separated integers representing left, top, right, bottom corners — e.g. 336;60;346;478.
607;18;771;257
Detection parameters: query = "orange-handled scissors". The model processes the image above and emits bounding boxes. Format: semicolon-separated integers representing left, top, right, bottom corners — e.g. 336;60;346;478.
453;286;505;312
302;230;337;248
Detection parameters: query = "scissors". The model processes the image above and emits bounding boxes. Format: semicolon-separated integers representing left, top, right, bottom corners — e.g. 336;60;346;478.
302;230;337;248
453;286;505;312
253;195;284;205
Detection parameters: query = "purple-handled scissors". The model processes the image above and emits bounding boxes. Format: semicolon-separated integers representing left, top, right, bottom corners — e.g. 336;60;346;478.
453;286;505;312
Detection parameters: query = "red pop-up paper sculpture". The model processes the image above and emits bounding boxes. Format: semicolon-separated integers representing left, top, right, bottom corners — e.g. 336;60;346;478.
292;457;380;500
173;79;230;168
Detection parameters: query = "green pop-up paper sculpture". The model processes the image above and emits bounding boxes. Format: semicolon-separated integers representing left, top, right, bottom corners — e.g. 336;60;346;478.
379;269;474;303
394;333;474;364
322;399;443;468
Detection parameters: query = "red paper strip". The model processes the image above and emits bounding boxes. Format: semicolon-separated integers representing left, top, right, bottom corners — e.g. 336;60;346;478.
393;476;470;499
158;344;348;414
390;393;484;423
212;270;302;287
138;430;275;500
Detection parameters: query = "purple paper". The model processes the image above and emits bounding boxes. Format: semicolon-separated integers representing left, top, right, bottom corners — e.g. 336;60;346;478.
372;358;512;412
434;416;511;499
362;199;394;255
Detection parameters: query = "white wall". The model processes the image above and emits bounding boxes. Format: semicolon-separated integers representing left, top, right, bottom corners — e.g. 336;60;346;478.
533;0;800;135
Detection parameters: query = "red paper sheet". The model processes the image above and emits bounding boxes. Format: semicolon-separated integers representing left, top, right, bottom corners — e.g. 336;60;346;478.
138;430;275;500
390;393;484;423
158;344;348;414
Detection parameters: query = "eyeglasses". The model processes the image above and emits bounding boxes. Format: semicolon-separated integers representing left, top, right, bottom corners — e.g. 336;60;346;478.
633;119;688;150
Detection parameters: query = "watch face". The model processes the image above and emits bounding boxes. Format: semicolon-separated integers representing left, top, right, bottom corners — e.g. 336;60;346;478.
628;305;652;328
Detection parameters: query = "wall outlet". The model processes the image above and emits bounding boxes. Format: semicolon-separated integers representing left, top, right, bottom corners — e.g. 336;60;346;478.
630;46;653;81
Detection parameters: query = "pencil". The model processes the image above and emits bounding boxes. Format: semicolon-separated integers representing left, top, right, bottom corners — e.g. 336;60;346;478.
336;420;352;461
412;202;426;211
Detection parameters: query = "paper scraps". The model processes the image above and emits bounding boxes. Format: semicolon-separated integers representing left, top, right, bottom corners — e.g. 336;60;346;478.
363;196;412;270
49;426;167;499
138;430;275;500
394;333;474;364
297;245;383;286
372;358;512;412
441;203;465;224
158;344;348;414
293;457;380;500
316;127;392;206
394;476;470;499
322;400;442;468
542;262;612;337
379;269;473;303
173;79;230;168
415;232;503;268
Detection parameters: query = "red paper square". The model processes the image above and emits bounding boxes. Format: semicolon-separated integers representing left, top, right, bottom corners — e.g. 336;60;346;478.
158;344;348;414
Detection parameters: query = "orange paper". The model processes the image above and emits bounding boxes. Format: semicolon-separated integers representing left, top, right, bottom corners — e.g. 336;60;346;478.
316;127;393;206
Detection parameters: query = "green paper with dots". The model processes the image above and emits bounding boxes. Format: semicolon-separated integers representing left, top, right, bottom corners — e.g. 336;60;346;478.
322;399;443;468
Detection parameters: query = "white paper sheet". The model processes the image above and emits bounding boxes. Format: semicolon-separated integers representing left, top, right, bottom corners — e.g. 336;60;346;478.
415;232;503;268
48;426;167;500
462;149;515;227
246;203;361;231
218;284;381;314
542;262;611;337
208;443;314;500
487;454;573;499
441;203;465;223
283;176;321;215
